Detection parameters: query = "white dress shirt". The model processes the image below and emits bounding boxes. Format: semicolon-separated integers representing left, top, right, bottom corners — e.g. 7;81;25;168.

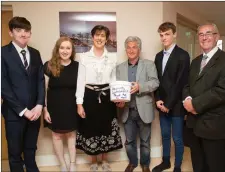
12;41;30;67
162;43;176;74
203;46;218;65
12;41;30;117
76;46;117;104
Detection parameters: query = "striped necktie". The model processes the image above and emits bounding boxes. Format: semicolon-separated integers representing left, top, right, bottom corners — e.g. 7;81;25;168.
199;55;208;74
21;50;28;69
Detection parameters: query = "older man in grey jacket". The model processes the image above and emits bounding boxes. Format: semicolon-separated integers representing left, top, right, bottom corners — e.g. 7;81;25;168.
116;36;159;172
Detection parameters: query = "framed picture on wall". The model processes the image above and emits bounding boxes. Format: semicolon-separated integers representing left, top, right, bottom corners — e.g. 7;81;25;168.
59;12;117;53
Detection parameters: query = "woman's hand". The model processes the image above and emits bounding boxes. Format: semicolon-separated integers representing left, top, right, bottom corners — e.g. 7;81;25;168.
44;107;52;123
77;104;86;118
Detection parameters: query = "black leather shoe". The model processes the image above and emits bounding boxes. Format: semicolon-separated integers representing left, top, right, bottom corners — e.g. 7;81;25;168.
152;161;171;172
173;167;181;172
124;163;136;172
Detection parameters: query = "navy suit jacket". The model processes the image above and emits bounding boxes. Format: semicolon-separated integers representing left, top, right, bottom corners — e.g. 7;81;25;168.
1;42;45;121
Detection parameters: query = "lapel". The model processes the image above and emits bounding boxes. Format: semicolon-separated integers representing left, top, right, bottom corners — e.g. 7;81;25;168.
158;51;164;78
192;57;202;83
27;46;34;75
136;59;144;82
196;49;221;81
122;61;129;81
9;42;28;75
162;45;178;76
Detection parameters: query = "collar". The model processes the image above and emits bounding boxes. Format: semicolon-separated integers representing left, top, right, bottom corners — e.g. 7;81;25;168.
203;46;218;59
128;58;139;66
12;41;28;54
89;46;108;58
163;43;176;55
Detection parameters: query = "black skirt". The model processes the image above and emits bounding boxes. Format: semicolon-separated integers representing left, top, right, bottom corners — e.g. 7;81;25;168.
76;84;123;155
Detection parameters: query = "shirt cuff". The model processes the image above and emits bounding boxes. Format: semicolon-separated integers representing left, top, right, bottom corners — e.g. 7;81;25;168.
19;108;28;117
183;96;192;103
76;98;83;104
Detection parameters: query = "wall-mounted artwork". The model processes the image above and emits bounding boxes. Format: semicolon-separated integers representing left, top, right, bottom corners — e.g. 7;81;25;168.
59;12;117;53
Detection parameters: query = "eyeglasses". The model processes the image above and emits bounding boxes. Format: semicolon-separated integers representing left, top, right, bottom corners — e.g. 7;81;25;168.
198;32;217;39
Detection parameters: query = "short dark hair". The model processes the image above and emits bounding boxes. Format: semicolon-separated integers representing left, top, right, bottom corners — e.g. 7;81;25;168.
91;25;110;40
158;22;176;34
8;16;31;32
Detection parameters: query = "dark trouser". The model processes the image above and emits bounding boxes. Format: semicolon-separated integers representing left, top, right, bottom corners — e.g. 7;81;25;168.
5;118;40;172
159;113;184;168
186;128;225;172
124;108;151;167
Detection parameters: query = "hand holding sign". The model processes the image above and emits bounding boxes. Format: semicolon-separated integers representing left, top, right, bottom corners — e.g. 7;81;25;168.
110;81;131;102
130;82;139;94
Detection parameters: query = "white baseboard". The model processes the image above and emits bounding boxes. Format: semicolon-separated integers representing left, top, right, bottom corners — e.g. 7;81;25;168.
2;146;162;167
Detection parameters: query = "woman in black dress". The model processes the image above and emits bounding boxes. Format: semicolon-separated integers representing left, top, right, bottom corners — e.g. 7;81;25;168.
43;37;78;172
76;25;122;172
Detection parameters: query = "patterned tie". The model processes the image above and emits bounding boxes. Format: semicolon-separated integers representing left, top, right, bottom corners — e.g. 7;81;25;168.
199;55;208;74
21;50;28;69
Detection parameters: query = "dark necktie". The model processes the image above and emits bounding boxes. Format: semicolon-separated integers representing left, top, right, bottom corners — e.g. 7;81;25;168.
199;55;208;74
21;50;28;69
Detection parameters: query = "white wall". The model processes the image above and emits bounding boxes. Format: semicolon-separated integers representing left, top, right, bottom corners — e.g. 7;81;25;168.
2;1;164;165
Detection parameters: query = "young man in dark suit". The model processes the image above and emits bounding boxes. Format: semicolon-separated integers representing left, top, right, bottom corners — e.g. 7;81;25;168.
1;16;45;172
183;23;225;172
153;22;190;172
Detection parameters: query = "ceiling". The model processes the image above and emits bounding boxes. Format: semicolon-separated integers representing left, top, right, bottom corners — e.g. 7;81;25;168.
183;2;225;35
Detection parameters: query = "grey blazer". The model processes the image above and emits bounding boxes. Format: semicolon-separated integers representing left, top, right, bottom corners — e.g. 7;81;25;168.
116;59;159;123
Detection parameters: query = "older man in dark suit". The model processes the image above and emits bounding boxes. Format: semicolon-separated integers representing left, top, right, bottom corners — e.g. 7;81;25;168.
153;22;190;172
183;23;225;172
1;17;45;172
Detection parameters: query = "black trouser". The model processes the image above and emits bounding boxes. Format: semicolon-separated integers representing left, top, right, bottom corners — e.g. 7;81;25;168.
5;118;40;172
186;128;225;172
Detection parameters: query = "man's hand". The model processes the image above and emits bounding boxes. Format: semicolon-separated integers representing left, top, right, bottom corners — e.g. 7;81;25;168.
130;82;139;94
156;100;164;109
183;99;197;115
116;102;125;108
161;105;169;113
31;104;43;121
191;110;198;115
24;110;35;121
156;100;169;113
77;104;86;118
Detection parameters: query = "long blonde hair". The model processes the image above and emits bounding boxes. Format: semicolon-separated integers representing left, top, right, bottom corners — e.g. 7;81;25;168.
48;36;76;77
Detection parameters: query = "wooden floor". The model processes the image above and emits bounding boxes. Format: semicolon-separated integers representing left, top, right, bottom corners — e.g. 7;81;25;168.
1;147;193;171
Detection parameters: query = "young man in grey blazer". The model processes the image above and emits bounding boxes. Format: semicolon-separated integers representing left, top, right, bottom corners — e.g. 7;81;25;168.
116;36;159;172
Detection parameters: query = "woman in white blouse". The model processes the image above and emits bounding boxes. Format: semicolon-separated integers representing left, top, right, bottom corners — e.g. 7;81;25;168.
76;25;122;172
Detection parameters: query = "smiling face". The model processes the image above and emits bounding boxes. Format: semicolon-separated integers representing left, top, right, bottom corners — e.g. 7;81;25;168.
9;28;31;48
159;29;176;50
198;24;219;53
126;41;140;61
92;30;107;49
59;41;73;61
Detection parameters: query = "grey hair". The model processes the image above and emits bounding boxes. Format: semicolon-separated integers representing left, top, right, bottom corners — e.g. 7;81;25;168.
124;36;142;50
197;23;219;34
